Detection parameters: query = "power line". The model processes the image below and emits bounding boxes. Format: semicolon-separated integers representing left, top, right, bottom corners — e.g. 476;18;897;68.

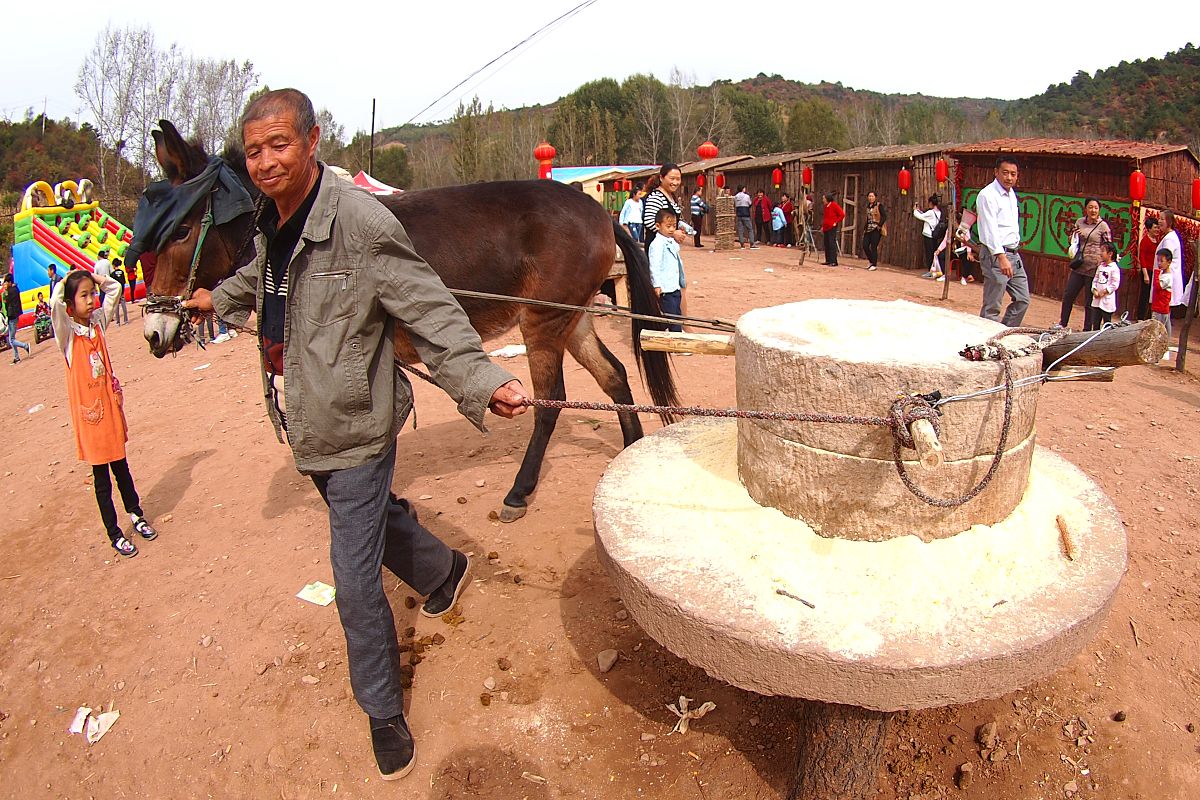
402;0;599;125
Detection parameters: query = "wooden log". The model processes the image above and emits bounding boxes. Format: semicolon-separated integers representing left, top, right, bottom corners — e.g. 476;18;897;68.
639;330;735;356
1046;365;1116;382
1039;320;1168;369
910;419;944;469
788;701;893;800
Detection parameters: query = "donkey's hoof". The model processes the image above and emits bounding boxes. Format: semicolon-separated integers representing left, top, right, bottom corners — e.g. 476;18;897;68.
498;504;527;523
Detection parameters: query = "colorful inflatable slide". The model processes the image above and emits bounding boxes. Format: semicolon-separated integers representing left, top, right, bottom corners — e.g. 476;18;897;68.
9;179;143;328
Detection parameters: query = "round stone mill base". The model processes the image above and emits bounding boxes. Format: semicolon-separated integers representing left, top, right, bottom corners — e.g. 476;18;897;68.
592;419;1126;798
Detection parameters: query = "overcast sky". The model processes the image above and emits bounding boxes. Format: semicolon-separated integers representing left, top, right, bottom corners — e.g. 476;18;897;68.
2;0;1194;138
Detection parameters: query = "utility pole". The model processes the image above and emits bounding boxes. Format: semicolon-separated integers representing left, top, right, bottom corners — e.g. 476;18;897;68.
369;98;376;175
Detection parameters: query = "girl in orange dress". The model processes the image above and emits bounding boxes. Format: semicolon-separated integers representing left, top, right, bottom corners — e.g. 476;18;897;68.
51;270;158;557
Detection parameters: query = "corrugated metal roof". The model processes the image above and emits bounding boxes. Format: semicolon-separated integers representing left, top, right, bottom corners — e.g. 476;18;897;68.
681;155;754;173
722;149;836;171
807;143;959;163
947;138;1198;164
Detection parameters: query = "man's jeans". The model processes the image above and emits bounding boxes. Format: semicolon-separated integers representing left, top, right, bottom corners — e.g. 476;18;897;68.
980;250;1030;327
310;440;454;719
7;319;30;359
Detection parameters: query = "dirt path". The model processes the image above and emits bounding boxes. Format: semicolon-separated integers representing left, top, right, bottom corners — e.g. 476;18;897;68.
1;247;1197;800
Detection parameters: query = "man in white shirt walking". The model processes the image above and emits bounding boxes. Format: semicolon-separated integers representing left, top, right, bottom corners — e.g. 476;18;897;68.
976;157;1029;326
93;249;113;279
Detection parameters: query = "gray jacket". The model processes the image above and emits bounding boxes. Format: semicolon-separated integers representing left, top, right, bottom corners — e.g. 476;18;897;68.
212;167;515;474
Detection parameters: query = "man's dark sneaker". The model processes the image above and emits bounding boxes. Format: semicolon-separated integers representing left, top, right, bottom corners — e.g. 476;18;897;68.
112;536;138;557
131;514;158;540
421;550;470;618
369;714;415;780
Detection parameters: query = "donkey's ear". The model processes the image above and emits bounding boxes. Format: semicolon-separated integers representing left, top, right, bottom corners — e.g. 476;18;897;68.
153;123;186;185
154;120;208;185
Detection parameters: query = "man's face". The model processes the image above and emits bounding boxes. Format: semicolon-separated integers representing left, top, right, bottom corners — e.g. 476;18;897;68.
995;161;1019;191
243;112;320;204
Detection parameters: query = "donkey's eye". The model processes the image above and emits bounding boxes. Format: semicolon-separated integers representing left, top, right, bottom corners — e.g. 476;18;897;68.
173;225;191;241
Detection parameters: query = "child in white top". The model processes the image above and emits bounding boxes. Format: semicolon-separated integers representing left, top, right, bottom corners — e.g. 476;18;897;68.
1089;241;1121;329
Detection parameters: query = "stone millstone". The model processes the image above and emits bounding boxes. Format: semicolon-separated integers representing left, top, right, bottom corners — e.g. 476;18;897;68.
735;299;1043;541
592;419;1126;712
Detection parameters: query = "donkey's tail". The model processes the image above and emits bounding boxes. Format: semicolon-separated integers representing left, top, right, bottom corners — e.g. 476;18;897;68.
614;221;679;421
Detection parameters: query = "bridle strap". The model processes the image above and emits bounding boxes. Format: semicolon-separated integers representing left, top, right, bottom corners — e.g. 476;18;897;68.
143;190;217;348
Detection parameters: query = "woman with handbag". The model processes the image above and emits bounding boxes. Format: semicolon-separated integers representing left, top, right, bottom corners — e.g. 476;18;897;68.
1061;198;1112;329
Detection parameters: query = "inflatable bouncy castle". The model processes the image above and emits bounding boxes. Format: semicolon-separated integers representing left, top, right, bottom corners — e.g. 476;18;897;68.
9;179;143;328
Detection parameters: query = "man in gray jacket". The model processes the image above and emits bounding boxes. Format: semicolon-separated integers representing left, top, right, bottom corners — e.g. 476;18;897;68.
186;89;529;781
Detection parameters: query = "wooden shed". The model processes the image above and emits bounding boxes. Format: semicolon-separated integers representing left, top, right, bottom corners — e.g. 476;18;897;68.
947;138;1200;314
682;155;753;234
720;149;835;199
807;144;960;269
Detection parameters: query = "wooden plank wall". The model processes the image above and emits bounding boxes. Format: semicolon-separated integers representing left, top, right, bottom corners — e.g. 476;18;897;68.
812;154;951;269
955;151;1195;317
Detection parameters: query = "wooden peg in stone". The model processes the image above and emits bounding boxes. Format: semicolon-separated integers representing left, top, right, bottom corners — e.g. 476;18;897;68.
910;419;944;470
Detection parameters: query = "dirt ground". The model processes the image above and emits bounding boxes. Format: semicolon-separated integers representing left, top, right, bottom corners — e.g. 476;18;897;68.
1;245;1198;800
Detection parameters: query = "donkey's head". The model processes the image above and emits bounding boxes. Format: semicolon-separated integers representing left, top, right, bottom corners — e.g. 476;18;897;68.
135;120;258;357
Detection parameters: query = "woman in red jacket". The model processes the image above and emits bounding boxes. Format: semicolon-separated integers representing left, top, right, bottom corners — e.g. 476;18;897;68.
751;190;773;245
821;193;845;266
1136;216;1159;321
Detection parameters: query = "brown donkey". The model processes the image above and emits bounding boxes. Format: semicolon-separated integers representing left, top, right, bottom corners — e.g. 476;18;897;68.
137;120;677;522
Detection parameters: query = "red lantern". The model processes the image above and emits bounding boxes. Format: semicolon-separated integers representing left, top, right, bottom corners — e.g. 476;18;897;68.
771;167;783;189
1193;177;1200;215
696;173;706;188
623;179;632;192
1129;168;1146;208
697;140;719;160
534;141;556;179
802;166;812;187
935;158;949;186
898;167;911;196
715;172;725;189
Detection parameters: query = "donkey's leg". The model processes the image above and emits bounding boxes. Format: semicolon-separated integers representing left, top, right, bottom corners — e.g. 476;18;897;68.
500;340;566;523
566;315;644;447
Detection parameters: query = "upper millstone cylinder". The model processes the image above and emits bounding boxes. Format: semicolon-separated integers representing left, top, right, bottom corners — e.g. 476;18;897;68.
735;300;1044;542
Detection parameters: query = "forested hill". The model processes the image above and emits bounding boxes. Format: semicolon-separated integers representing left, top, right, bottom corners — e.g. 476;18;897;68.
1012;44;1199;148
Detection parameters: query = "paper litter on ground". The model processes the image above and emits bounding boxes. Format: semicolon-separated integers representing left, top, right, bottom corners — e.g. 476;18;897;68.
68;706;91;734
297;581;336;606
667;695;716;735
487;344;527;359
86;710;119;744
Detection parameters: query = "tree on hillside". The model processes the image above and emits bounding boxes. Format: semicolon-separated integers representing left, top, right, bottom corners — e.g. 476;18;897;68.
696;86;741;154
76;26;258;190
0;115;107;195
622;74;669;162
725;88;783;154
785;98;848;151
316;108;345;157
370;145;412;189
451;96;488;182
666;68;701;161
75;24;150;193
